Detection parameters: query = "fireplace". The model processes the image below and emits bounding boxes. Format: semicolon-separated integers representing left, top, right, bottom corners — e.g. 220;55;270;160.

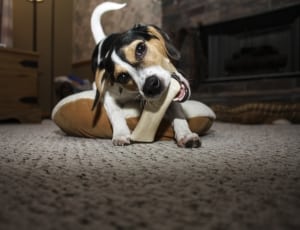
163;2;300;123
199;5;300;81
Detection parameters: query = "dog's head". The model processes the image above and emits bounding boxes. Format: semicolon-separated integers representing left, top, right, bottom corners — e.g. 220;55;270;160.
91;24;190;107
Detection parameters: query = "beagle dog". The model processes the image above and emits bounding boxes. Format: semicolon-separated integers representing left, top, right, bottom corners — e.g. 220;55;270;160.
91;2;201;147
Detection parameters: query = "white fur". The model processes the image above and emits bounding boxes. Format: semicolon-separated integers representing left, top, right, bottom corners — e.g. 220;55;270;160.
91;2;126;43
103;91;132;145
166;102;199;146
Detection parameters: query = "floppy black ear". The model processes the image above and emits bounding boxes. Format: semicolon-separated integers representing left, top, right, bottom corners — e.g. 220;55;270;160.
91;67;112;111
152;26;181;61
165;40;181;61
91;43;100;74
91;89;100;111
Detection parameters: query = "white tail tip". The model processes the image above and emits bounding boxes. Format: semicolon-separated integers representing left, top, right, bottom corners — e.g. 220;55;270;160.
91;2;127;44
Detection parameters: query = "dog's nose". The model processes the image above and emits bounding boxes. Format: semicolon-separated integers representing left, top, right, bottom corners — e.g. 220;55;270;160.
143;75;162;97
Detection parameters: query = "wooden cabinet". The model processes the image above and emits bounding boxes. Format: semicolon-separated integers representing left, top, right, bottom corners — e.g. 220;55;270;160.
0;48;41;123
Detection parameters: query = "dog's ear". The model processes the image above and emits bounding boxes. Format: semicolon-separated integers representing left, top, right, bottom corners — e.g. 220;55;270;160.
158;28;181;61
92;68;109;110
91;43;100;74
148;25;181;61
91;44;114;110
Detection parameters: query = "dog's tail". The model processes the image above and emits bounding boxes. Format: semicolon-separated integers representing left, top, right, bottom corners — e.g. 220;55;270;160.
91;2;127;44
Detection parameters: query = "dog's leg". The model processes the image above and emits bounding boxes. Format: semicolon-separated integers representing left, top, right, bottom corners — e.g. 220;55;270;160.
104;94;131;146
167;102;201;148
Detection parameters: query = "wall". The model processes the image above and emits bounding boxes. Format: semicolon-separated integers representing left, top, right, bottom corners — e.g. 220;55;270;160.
13;0;162;115
13;0;73;116
72;0;162;63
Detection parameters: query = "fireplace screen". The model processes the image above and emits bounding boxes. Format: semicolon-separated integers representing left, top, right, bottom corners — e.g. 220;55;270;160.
200;5;300;81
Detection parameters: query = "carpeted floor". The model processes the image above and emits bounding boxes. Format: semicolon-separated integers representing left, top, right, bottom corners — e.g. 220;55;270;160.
0;120;299;230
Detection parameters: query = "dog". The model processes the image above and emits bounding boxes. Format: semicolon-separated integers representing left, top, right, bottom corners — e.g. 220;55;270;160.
90;2;201;148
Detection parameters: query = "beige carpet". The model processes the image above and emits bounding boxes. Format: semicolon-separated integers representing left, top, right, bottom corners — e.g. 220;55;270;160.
0;120;299;230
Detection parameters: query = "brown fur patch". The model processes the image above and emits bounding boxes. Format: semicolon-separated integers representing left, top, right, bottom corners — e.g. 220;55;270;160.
121;79;138;91
122;40;143;65
113;64;138;91
147;26;169;56
94;69;107;103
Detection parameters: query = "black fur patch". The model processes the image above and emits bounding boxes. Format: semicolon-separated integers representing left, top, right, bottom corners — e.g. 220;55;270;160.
92;90;100;111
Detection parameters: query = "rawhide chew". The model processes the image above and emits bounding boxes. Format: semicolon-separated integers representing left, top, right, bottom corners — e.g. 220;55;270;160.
130;78;180;142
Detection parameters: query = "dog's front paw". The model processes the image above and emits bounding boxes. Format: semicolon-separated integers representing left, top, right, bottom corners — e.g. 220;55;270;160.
112;135;131;146
177;133;201;148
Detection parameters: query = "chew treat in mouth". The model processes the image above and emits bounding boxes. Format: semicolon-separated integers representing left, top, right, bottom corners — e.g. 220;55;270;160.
130;78;181;142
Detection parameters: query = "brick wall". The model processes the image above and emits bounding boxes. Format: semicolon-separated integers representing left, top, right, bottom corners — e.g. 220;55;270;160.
162;0;300;37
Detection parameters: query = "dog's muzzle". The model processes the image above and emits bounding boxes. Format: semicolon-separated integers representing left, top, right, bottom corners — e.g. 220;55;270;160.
142;74;190;102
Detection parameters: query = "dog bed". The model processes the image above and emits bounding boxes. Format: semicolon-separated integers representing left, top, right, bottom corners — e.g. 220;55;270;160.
52;90;216;141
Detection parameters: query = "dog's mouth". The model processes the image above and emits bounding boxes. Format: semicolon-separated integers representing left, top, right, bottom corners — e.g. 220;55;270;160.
171;74;190;102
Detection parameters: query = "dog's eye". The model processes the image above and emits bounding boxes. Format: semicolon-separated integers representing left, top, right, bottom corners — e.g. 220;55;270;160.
135;41;147;61
117;73;130;84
